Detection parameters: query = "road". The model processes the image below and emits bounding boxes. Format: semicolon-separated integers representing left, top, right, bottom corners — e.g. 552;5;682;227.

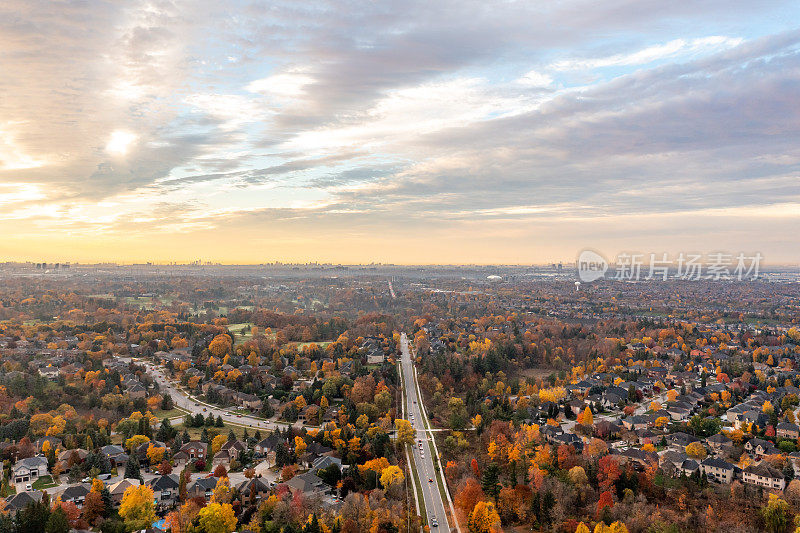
137;359;300;433
399;333;453;532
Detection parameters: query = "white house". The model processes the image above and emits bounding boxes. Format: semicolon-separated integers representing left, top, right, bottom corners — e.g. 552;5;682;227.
12;456;48;484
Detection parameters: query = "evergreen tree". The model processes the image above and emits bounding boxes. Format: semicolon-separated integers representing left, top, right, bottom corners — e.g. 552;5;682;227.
124;454;141;481
303;514;321;533
161;394;174;411
100;488;113;517
481;463;501;503
784;461;795;482
215;416;224;428
16;501;50;533
45;507;69;533
156;418;175;442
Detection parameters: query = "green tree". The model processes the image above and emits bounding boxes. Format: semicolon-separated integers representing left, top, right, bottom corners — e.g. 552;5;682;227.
45;507;68;533
124;454;141;481
481;463;501;502
761;494;790;533
16;501;50;533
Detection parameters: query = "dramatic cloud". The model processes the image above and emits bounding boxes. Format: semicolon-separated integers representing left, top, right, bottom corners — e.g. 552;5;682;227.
0;0;798;263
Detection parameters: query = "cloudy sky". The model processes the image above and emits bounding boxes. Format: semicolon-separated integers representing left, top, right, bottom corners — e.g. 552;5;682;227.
1;1;799;264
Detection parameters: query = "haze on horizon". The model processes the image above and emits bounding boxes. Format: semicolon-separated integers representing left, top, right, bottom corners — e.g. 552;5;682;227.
2;1;800;265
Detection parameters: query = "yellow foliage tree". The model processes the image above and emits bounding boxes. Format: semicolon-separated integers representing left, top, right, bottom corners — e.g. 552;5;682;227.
594;522;629;533
198;502;236;533
212;434;227;456
379;465;405;490
125;435;150;453
578;407;594;426
394;419;414;446
211;476;231;504
294;436;307;456
119;485;156;531
147;444;166;465
467;501;502;533
685;442;707;459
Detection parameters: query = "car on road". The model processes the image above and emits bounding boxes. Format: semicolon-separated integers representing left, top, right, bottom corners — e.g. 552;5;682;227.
25;484;31;491
237;414;242;418
82;476;91;483
431;517;438;527
428;477;433;482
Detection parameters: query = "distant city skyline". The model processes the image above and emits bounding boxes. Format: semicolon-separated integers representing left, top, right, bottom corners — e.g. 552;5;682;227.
2;1;799;263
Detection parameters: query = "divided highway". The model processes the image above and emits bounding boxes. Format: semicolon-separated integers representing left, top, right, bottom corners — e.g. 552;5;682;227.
399;333;454;532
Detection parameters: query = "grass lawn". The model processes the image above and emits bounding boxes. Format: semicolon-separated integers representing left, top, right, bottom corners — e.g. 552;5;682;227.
32;475;57;489
294;341;332;350
175;422;260;441
228;322;255;345
153;407;190;419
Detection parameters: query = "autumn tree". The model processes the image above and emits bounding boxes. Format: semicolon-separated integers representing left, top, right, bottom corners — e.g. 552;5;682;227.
211;476;231;504
82;491;105;526
119;485;156;531
211;434;227;456
761;493;789;533
455;478;484;520
379;465;405;494
685;442;707;460
395;419;415;446
468;501;501;533
165;501;200;533
577;407;594;426
198;502;236;533
597;455;621;492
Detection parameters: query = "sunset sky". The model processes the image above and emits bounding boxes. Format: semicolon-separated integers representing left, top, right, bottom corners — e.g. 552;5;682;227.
1;1;799;264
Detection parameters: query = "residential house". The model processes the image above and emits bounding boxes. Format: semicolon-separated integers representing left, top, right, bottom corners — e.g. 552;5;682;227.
705;433;733;453
743;463;785;490
700;457;736;484
101;444;129;466
173;441;208;465
310;455;342;475
5;491;44;513
109;479;142;505
148;474;180;506
777;422;800;440
12;456;48;484
237;476;272;506
213;440;246;465
35;437;62;453
187;477;218;501
60;484;91;506
284;472;331;498
745;438;779;459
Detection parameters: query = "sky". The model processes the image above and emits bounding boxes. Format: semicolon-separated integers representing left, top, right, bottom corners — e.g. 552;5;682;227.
1;0;800;264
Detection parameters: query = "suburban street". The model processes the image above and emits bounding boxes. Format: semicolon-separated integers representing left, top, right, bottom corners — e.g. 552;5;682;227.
399;333;453;532
137;359;301;433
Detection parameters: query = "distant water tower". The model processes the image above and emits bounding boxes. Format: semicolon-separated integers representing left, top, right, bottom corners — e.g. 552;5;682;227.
575;281;581;291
